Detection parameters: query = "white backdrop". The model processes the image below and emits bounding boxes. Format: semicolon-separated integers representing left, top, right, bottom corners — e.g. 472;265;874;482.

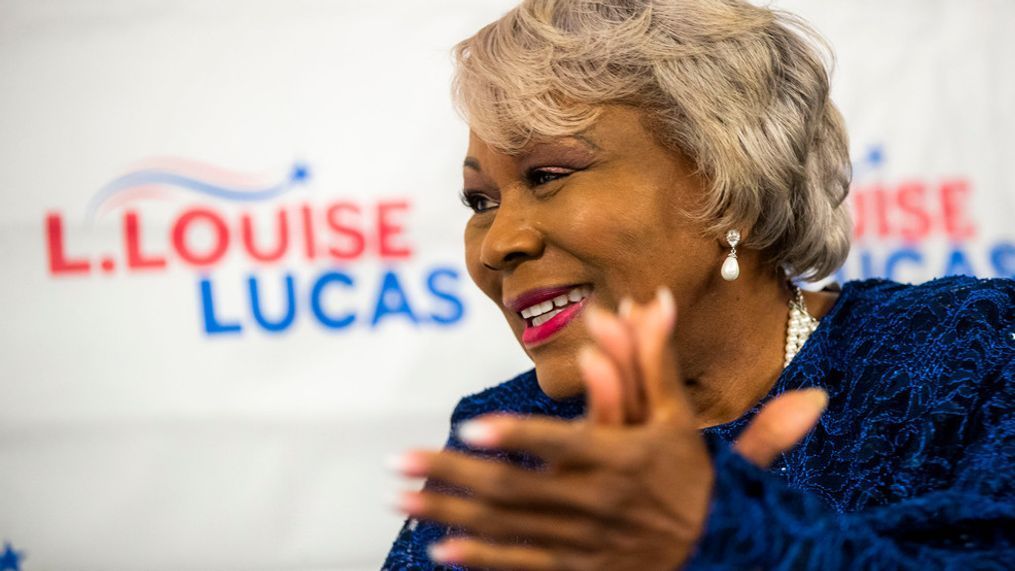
0;1;1012;570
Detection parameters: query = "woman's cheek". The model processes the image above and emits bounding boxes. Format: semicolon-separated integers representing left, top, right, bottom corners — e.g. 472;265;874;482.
557;198;652;267
463;225;491;289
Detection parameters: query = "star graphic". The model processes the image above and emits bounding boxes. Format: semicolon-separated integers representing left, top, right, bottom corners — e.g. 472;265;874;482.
866;145;884;167
0;541;24;571
290;162;312;184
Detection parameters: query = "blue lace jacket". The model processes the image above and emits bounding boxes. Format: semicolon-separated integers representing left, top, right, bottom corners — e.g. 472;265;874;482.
383;276;1015;570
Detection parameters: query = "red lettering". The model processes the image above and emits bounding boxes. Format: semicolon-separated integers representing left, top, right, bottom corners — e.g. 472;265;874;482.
872;184;891;238
895;182;931;242
45;212;90;275
124;210;167;270
377;200;412;259
851;187;870;239
940;180;976;239
241;209;289;263
172;208;230;266
301;204;317;260
326;203;365;260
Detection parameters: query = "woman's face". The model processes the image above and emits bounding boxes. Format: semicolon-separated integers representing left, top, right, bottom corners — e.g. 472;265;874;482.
462;106;721;399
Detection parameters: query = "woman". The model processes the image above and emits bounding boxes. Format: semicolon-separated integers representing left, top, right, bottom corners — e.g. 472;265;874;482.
384;0;1014;569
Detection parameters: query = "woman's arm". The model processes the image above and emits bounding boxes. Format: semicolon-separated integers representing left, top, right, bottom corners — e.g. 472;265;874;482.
688;436;1014;570
386;425;1014;571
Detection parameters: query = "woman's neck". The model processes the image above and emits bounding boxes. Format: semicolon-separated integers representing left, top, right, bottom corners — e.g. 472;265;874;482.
677;273;839;428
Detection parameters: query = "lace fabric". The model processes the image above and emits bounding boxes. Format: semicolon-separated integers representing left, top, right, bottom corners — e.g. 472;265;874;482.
382;276;1015;570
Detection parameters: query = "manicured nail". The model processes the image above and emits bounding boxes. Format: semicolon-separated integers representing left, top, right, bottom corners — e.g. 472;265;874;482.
655;286;675;328
384;491;399;510
803;388;829;409
385;451;427;476
577;345;605;376
427;541;458;563
618;297;633;318
586;305;623;341
457;420;498;447
585;304;606;333
394;490;424;514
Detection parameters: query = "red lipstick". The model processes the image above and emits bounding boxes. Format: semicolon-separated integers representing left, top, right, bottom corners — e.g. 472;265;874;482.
504;284;591;348
522;298;588;346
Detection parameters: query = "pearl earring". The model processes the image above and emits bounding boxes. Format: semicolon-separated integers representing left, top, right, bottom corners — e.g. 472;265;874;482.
721;229;741;281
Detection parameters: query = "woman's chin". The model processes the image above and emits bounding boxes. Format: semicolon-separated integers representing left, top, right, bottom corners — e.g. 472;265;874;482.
533;360;586;400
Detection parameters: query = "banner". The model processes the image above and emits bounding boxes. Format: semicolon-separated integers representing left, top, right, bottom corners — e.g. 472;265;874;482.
0;1;1011;569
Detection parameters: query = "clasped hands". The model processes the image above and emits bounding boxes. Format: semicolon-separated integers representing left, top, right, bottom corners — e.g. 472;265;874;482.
392;288;828;570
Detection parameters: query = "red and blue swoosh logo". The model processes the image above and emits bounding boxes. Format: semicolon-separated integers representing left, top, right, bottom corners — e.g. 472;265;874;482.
87;157;310;219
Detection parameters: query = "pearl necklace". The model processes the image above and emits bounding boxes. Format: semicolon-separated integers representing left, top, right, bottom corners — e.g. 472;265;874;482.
784;285;819;367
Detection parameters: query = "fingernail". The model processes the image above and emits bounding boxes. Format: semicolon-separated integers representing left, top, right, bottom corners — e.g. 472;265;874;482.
457;420;498;447
586;305;622;341
393;490;424;514
585;304;605;333
385;451;427;476
803;388;829;409
655;286;675;327
618;297;633;318
578;345;604;374
428;541;457;563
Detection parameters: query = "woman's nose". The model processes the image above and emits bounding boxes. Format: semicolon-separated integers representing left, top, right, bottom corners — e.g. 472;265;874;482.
479;202;544;271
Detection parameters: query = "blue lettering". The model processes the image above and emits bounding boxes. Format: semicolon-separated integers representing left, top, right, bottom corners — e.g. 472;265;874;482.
248;273;296;333
859;250;877;279
199;277;242;335
943;247;976;277
884;248;923;281
310;271;357;329
990;242;1015;278
372;269;417;326
426;266;465;325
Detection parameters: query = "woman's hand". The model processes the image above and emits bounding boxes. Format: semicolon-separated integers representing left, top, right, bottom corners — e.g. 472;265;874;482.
583;292;827;468
393;289;827;570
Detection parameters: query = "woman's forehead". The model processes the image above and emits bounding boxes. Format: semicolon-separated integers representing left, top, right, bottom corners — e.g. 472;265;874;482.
465;106;646;160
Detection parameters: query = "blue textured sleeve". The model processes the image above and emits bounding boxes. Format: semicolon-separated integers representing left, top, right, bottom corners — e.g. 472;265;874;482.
686;436;1015;571
683;278;1015;570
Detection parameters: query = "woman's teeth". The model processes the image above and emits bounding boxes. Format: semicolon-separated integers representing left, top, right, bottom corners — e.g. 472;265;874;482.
531;309;562;327
519;286;591;326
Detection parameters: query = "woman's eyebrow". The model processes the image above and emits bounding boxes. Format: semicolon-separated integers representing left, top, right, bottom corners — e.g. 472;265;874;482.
524;134;601;158
572;133;601;151
462;134;597;172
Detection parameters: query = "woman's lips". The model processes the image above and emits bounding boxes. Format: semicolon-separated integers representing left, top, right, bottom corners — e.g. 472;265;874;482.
521;297;589;347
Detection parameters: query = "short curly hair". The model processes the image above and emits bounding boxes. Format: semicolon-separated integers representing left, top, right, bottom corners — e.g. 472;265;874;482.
452;0;852;281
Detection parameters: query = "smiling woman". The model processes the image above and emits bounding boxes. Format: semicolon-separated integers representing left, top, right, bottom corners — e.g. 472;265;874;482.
383;0;1014;569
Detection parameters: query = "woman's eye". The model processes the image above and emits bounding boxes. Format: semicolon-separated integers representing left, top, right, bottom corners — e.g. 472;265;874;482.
526;168;571;186
459;191;498;213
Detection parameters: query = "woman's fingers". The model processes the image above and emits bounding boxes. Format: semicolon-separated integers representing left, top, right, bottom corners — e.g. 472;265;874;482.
626;288;696;424
577;345;624;426
452;414;647;471
398;448;621;516
733;388;829;468
426;537;592;571
398;489;602;549
584;305;644;423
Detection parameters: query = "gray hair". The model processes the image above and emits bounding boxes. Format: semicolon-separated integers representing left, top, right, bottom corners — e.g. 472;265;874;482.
452;0;852;281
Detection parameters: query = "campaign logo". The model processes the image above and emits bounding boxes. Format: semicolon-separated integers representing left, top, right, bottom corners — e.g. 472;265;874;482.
85;157;311;220
45;158;466;336
835;145;1014;282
